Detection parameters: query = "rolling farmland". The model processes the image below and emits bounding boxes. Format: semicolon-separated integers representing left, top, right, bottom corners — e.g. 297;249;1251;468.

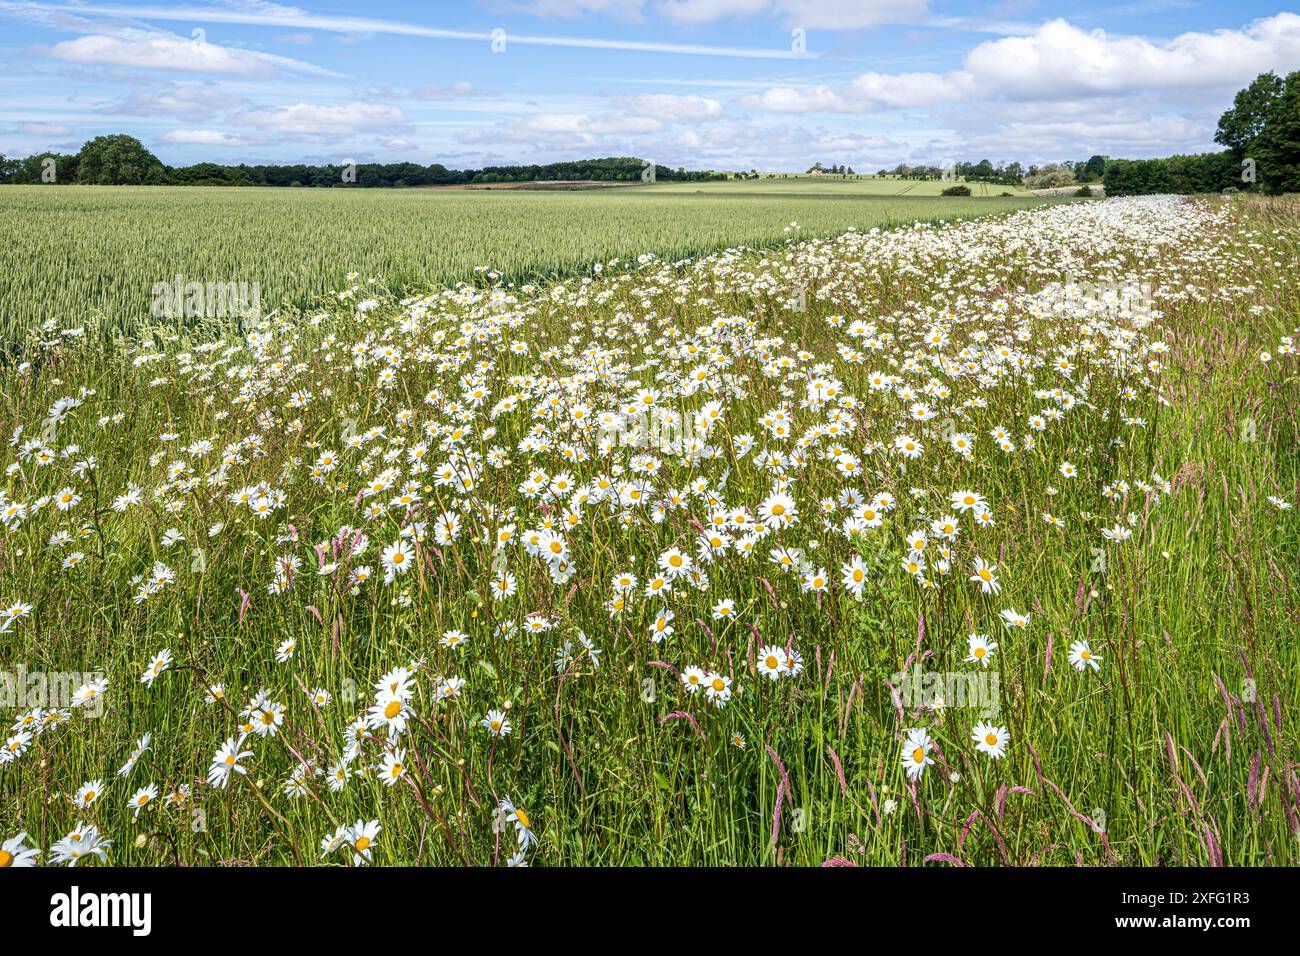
0;182;1048;346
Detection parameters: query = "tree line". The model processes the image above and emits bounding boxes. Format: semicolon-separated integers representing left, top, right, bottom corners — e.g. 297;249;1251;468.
1105;71;1299;196
877;160;1033;186
0;136;727;187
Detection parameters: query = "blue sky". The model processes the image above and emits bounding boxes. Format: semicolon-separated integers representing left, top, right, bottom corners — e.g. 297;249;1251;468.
1;0;1297;171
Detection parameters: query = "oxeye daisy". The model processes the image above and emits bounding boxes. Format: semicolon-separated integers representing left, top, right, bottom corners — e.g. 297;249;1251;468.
50;822;111;866
972;723;1009;759
901;728;934;781
440;629;469;651
902;554;926;577
208;736;253;789
757;644;788;681
499;796;537;849
347;819;381;866
999;608;1030;630
648;607;675;642
367;691;410;736
74;779;104;809
801;566;829;592
969;556;1001;594
0;831;40;867
128;783;158;819
704;671;732;707
757;492;798;529
1068;640;1103;672
965;633;998;666
381;539;413;579
483;708;512;737
680;666;706;694
841;555;869;596
139;648;172;687
379;748;406;786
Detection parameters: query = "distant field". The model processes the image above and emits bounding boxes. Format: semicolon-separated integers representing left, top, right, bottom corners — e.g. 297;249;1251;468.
0;183;1049;345
649;177;1034;197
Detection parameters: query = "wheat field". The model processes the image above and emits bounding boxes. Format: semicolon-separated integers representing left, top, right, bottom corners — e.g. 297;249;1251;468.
0;184;1046;349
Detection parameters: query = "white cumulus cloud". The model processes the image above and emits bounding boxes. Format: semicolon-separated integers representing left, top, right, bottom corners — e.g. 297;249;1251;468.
45;30;337;77
19;122;74;136
621;94;725;123
236;102;409;134
158;128;254;146
737;72;972;113
737;13;1300;116
966;14;1300;99
657;0;928;28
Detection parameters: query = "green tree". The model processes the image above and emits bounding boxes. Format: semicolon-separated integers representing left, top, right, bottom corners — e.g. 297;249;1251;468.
74;134;166;185
1250;71;1300;193
1216;72;1285;154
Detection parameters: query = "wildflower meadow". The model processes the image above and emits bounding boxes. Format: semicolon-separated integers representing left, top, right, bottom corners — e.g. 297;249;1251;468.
2;191;1296;870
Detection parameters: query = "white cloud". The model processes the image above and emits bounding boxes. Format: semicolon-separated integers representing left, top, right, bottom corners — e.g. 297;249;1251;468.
19;122;74;136
460;110;665;148
516;0;647;17
236;102;408;134
158;128;253;145
738;13;1300;117
512;112;664;135
966;14;1300;99
621;93;724;123
458;95;727;151
45;30;336;76
737;72;971;113
412;81;479;100
9;4;805;59
50;33;268;75
107;83;246;118
657;0;928;29
783;0;929;29
382;137;419;150
948;108;1209;162
653;120;906;170
655;0;767;24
